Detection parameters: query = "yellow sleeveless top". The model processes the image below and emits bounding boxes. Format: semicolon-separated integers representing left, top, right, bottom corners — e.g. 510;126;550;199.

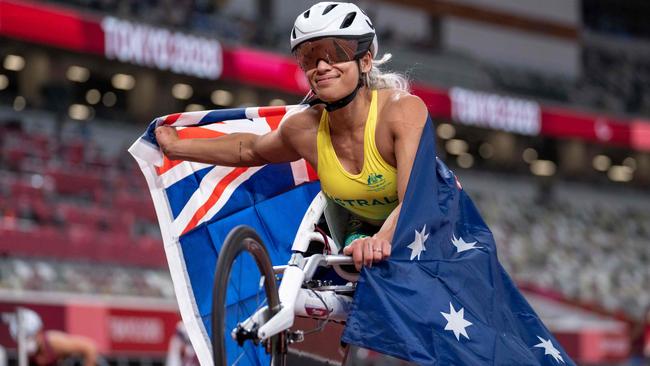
317;90;398;222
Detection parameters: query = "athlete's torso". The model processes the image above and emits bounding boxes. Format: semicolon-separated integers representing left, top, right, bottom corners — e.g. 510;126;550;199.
30;332;58;366
282;89;397;170
316;90;398;222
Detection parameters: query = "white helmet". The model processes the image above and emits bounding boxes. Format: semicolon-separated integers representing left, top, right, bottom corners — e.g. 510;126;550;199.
9;307;43;355
290;2;378;57
9;308;43;341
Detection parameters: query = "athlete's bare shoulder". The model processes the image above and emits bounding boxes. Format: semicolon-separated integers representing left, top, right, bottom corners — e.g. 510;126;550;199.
280;104;322;134
377;89;428;131
274;104;322;164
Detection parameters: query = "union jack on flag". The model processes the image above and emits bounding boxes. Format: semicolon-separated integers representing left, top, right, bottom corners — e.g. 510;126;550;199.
129;105;321;366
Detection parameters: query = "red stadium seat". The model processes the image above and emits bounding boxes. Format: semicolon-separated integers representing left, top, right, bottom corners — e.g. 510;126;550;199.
46;168;103;196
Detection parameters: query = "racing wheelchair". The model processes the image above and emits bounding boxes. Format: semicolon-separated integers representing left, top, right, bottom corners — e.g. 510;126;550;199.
211;191;361;366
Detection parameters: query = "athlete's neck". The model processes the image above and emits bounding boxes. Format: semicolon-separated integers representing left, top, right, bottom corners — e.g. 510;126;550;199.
327;87;372;132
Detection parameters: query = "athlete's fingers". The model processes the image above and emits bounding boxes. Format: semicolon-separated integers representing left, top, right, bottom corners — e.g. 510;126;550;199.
353;240;364;271
343;239;365;271
155;126;179;156
363;239;374;268
381;240;392;260
155;126;178;141
371;239;384;262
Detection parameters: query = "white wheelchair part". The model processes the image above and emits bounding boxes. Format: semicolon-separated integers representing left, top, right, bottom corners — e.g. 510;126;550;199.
290;191;359;283
238;191;359;342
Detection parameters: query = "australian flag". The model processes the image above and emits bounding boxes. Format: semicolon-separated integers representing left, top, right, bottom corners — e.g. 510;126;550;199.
341;117;575;365
129;105;321;366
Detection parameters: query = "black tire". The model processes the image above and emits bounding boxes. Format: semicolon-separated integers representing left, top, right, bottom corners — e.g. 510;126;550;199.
212;225;285;366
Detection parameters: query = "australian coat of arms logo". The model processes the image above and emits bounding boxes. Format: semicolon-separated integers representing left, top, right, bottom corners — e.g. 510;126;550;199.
367;172;388;191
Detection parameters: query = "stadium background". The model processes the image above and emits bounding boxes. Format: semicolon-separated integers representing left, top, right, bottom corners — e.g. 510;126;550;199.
0;0;648;365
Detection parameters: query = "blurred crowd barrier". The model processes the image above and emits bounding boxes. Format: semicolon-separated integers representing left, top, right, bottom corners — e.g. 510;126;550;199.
0;257;173;298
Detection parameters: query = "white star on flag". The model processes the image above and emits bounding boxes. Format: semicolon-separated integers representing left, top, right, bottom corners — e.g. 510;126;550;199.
534;336;564;363
440;302;473;341
407;225;429;260
451;234;481;253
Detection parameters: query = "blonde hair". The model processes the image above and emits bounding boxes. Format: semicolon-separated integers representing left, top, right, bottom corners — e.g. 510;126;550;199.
365;53;410;92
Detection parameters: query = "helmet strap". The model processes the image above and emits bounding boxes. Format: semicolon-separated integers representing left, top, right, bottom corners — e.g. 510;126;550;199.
308;59;365;112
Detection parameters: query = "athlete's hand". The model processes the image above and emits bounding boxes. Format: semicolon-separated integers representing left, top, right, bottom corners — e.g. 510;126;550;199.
155;126;179;158
342;235;391;271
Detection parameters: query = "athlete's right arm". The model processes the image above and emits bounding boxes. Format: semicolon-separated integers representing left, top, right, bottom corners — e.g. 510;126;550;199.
155;121;302;167
46;331;98;366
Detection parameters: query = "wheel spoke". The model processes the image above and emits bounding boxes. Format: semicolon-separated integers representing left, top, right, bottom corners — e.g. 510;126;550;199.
231;349;246;365
212;226;283;366
237;255;243;323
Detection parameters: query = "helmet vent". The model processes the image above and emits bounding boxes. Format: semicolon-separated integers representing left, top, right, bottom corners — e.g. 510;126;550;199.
292;27;296;39
322;4;338;15
340;12;356;29
366;20;374;30
303;10;310;18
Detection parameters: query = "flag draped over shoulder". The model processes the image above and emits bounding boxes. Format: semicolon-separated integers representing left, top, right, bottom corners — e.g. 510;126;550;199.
341;117;575;366
128;106;320;366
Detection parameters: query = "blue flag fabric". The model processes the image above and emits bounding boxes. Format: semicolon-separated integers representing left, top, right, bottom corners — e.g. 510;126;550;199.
341;117;575;366
129;105;320;366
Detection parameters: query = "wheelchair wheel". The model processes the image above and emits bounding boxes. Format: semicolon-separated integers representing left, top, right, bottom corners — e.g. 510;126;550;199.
212;225;285;366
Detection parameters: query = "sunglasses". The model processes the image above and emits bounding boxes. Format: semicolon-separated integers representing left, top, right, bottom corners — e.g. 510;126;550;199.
293;37;368;71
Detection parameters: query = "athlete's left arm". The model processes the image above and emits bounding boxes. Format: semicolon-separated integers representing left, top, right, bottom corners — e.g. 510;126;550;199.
374;94;428;244
343;94;428;270
47;330;98;366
